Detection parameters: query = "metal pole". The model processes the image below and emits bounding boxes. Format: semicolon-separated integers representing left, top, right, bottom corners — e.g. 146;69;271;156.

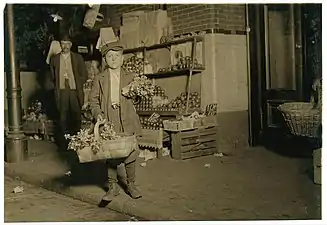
5;4;28;163
245;4;254;146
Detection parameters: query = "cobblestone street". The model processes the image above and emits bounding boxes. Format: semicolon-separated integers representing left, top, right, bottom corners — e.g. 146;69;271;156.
4;176;133;222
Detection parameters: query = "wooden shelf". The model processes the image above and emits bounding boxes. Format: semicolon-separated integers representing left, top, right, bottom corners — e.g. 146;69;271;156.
136;108;201;116
144;68;205;78
137;110;179;116
123;36;204;54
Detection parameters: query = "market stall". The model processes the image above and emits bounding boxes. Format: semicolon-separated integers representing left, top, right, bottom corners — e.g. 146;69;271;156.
116;10;219;160
21;8;220;162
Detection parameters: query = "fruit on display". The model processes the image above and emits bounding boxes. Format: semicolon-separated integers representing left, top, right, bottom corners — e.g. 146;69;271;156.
157;56;204;73
139;117;163;130
172;31;206;41
23;100;47;122
161;31;206;44
134;85;169;111
160;34;174;44
122;75;155;99
134;84;201;112
122;55;151;75
169;92;201;111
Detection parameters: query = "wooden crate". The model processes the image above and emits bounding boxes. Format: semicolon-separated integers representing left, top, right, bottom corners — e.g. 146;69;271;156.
163;120;195;132
163;116;217;132
313;148;321;185
171;125;218;160
137;128;164;149
23;121;40;134
39;120;56;136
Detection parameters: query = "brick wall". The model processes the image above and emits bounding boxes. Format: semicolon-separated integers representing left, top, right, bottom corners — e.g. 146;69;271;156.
166;4;215;35
214;4;246;32
104;4;246;35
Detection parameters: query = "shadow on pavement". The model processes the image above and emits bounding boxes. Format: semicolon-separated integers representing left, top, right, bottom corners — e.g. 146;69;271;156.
48;148;107;190
260;127;322;184
50;149;128;191
262;128;318;158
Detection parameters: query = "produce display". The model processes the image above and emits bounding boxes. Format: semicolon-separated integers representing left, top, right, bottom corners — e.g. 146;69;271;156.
134;85;168;111
139;113;163;130
139;117;164;129
122;55;151;75
168;92;201;111
82;77;95;128
160;34;174;44
23;100;47;122
65;122;119;154
134;84;201;112
83;78;94;90
157;56;204;73
173;31;206;41
122;75;155;99
161;31;206;44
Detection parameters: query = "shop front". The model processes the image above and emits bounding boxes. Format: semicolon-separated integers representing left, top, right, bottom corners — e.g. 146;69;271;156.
247;4;321;149
9;4;321;161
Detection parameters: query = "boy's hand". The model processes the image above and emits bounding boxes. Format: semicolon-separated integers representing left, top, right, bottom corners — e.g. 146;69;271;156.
97;114;105;124
82;103;88;110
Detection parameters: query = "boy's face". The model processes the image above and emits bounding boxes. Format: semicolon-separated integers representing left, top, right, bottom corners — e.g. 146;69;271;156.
105;50;123;69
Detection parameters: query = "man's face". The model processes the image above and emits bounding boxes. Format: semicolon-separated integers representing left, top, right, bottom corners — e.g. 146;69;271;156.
105;50;123;69
60;40;72;53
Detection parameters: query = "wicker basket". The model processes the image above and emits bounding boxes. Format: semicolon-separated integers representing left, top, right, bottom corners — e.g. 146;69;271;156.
278;102;321;138
76;121;138;163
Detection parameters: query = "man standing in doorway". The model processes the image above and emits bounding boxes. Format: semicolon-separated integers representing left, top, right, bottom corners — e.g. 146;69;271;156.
50;34;88;150
89;41;142;200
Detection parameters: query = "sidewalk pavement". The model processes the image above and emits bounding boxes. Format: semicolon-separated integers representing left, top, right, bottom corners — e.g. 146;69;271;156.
4;140;321;221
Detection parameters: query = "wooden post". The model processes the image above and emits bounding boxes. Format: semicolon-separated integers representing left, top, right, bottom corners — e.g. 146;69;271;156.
185;37;197;114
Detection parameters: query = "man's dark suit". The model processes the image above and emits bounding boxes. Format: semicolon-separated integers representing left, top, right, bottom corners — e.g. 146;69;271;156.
50;52;88;149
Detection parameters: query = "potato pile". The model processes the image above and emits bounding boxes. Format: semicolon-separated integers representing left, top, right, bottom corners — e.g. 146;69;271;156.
158;56;204;73
139;117;164;130
122;55;149;75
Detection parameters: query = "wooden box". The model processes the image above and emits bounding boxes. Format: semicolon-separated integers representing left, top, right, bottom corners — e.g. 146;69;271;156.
171;125;218;160
163;120;195;132
313;148;321;185
137;128;164;150
39;120;56;136
23;121;40;134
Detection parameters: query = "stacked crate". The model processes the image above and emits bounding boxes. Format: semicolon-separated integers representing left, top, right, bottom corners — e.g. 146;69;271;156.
170;125;218;160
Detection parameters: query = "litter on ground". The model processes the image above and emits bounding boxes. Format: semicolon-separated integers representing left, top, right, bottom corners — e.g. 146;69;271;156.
12;186;24;193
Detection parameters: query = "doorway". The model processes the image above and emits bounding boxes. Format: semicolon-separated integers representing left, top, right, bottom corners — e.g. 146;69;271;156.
247;4;305;147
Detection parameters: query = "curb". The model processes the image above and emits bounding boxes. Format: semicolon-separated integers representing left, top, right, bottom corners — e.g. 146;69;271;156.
4;165;164;221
